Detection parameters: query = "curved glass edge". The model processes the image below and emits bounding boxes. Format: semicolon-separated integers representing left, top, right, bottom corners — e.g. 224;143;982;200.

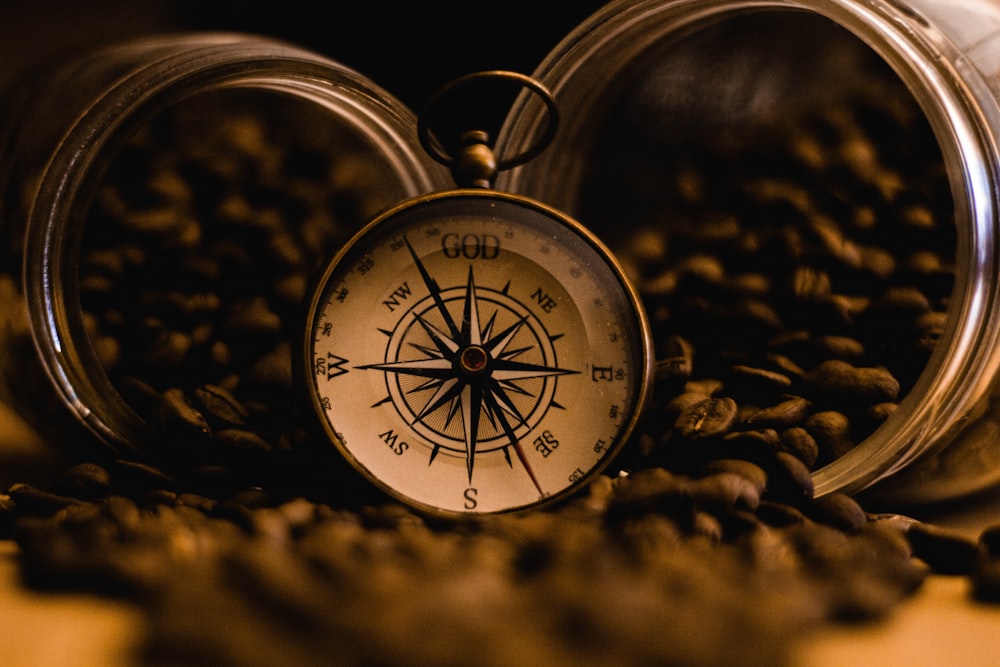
22;34;451;456
497;0;1000;503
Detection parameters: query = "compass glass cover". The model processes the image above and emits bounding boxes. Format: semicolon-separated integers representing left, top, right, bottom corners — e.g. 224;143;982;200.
304;191;651;515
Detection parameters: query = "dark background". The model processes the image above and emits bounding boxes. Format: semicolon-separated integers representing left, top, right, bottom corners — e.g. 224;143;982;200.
2;1;610;113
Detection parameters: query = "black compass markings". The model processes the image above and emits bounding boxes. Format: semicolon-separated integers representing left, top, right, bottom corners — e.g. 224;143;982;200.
462;265;482;346
481;384;544;497
412;311;459;357
490;358;579;382
409;342;442;358
359;251;580;489
405;235;461;341
499;344;532;361
460;383;483;483
481;310;499;342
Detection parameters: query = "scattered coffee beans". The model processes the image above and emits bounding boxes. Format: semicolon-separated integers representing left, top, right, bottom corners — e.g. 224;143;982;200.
0;46;995;667
610;88;955;478
78;89;388;472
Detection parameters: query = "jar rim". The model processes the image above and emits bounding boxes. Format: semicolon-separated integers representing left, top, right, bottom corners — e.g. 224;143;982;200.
22;33;450;455
497;0;1000;500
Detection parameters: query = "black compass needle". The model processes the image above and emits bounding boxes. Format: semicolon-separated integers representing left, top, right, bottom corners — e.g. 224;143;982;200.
405;235;461;340
483;384;544;497
461;383;484;483
491;358;579;381
305;191;652;514
462;265;482;346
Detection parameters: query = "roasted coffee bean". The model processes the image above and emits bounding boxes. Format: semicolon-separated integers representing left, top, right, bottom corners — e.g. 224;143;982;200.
5;58;976;667
698;458;768;494
765;451;815;504
742;396;811;429
674;397;738;439
970;559;1000;603
728;364;793;394
777;427;820;468
689;472;763;511
806;492;868;533
6;483;81;516
971;525;1000;602
52;462;112;500
158;387;211;439
654;335;694;385
809;335;865;361
980;524;1000;557
721;428;782;460
804;410;855;462
905;521;980;575
801;360;900;405
213;429;274;456
109;459;177;494
193;384;250;426
755;500;808;527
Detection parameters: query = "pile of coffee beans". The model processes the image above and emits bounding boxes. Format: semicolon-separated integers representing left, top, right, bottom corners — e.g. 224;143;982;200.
605;89;955;477
2;55;999;667
77;89;390;471
4;455;999;667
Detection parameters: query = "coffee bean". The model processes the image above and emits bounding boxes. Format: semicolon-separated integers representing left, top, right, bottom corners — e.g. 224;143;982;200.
979;524;1000;557
674;397;738;439
742;396;811;429
654;335;694;385
7;483;81;516
729;364;793;394
755;500;807;527
53;463;112;500
807;492;867;533
158;387;211;439
690;472;762;511
698;459;768;494
193;384;250;426
766;451;815;503
971;525;1000;602
905;522;979;575
970;559;1000;603
804;410;855;462
2;53;972;667
213;429;274;456
801;360;900;404
777;427;820;468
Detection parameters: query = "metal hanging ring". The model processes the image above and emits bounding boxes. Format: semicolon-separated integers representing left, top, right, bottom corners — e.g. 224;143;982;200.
418;70;559;172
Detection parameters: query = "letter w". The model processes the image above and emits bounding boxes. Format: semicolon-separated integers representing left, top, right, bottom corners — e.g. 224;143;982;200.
383;282;412;312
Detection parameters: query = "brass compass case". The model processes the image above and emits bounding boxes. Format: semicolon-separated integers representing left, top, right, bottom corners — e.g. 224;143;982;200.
302;190;653;516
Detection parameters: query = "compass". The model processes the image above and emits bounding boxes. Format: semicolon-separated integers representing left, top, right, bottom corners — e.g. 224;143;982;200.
300;73;652;516
302;190;652;515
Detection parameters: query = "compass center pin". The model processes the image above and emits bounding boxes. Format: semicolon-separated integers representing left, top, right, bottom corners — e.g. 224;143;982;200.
459;345;490;375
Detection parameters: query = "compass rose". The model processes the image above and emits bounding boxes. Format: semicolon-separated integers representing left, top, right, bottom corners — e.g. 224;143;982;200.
304;190;652;515
358;237;578;491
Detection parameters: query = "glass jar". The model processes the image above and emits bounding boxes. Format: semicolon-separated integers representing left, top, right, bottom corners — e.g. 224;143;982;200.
0;33;449;464
496;0;1000;507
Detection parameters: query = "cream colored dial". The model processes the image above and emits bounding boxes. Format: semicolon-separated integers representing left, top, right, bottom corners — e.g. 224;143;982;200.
303;190;652;515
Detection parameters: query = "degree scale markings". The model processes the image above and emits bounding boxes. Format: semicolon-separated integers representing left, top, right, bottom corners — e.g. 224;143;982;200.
305;191;651;515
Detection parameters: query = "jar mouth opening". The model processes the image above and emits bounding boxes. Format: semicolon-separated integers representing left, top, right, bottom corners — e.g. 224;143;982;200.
24;42;448;458
498;1;993;502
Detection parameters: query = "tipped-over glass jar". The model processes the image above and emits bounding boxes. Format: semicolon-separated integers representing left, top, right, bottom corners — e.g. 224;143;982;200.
497;0;1000;507
5;1;1000;509
0;33;449;470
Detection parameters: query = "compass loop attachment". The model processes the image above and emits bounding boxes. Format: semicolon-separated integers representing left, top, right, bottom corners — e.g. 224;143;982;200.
418;70;559;188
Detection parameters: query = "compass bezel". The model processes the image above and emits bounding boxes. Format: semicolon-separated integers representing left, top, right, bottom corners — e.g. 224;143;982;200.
300;189;654;516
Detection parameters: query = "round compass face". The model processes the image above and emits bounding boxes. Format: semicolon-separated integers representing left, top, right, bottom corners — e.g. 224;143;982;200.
303;190;652;515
